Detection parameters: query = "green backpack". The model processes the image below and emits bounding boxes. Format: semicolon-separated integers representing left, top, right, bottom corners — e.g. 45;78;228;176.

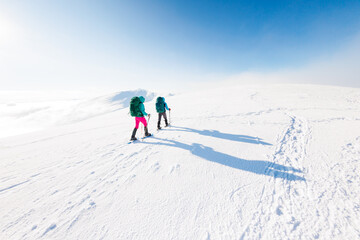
156;97;165;113
130;97;143;117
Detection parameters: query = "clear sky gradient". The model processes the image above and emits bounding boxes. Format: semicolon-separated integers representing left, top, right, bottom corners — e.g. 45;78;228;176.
1;0;360;91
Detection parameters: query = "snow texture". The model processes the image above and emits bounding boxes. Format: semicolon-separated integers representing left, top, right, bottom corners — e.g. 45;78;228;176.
0;84;360;239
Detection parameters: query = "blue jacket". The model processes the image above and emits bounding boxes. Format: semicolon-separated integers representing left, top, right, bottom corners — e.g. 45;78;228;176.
163;97;169;111
139;96;148;116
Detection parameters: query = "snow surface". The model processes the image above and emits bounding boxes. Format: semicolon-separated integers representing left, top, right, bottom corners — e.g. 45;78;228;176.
1;84;360;239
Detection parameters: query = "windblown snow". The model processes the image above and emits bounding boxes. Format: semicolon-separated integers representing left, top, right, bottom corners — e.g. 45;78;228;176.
0;89;155;138
0;84;359;239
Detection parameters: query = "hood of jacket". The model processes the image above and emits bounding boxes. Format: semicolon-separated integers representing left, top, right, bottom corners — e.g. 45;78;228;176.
139;96;145;103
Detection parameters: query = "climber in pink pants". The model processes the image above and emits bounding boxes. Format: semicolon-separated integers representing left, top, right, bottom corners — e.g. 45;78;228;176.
129;96;152;141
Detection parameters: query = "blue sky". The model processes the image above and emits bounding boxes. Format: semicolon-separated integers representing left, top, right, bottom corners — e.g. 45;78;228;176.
1;0;360;91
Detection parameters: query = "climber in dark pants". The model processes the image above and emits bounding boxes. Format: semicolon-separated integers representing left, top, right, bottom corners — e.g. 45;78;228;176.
155;97;171;130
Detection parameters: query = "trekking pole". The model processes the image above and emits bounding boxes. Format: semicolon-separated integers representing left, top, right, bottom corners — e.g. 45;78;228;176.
143;115;150;140
147;115;150;138
169;110;171;125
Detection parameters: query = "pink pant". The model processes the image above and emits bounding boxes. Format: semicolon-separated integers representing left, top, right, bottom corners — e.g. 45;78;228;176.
135;117;147;129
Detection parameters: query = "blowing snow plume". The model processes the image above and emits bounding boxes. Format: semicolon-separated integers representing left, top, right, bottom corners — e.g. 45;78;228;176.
0;89;156;138
59;89;156;124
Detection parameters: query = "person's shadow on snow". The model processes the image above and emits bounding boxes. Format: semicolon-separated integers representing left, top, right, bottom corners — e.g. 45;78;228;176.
142;137;305;181
164;126;272;145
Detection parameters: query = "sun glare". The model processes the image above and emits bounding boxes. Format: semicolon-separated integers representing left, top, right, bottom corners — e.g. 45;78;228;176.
0;16;19;45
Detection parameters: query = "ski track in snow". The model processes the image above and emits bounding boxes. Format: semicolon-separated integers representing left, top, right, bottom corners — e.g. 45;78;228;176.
240;115;310;239
240;115;360;239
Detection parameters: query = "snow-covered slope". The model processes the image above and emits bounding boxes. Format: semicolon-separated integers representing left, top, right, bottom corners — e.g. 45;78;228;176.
0;89;155;138
1;84;360;239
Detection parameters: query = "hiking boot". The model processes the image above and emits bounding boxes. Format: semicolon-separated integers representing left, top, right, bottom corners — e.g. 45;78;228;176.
157;121;161;130
130;128;137;140
165;119;169;127
145;126;152;137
